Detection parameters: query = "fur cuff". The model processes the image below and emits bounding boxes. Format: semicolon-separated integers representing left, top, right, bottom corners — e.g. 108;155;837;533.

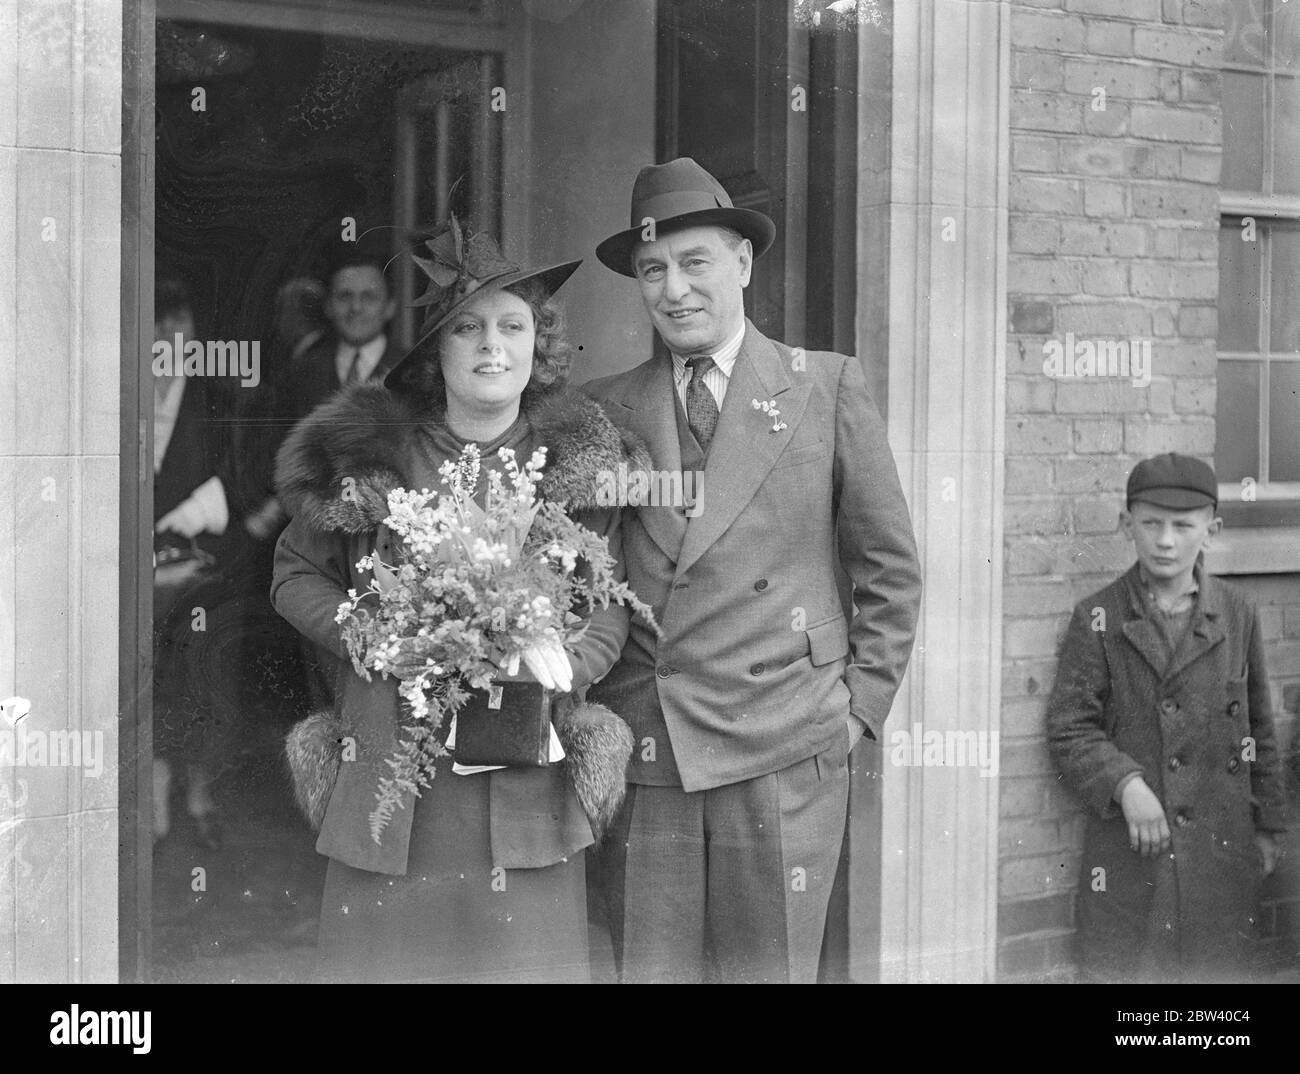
284;710;350;832
555;700;634;841
285;701;633;840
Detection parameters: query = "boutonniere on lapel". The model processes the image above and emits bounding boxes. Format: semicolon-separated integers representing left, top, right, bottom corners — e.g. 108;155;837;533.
752;398;788;432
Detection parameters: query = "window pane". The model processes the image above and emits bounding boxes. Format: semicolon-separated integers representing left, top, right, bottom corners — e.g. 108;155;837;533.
1272;229;1300;352
1216;361;1261;482
1219;220;1262;351
1222;71;1266;191
1275;0;1300;71
1225;0;1268;67
1275;76;1300;193
1269;362;1300;481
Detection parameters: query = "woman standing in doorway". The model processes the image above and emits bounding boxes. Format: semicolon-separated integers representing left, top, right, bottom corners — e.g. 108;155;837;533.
271;224;643;982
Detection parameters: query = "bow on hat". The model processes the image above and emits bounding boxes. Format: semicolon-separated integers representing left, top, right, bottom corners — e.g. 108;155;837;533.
411;215;517;313
383;215;582;389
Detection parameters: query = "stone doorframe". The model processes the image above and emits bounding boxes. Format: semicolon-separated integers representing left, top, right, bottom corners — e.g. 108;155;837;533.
876;0;1009;983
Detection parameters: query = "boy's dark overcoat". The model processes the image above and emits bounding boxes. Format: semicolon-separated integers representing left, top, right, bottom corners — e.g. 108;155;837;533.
1046;563;1288;979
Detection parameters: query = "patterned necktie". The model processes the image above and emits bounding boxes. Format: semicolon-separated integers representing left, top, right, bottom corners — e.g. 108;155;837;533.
342;348;362;386
684;355;719;450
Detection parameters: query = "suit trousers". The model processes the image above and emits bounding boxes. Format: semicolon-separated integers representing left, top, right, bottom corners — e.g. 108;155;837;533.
602;733;850;983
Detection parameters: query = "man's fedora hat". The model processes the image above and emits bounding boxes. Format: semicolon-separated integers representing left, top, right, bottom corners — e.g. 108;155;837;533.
1127;452;1219;510
385;215;581;389
595;157;776;277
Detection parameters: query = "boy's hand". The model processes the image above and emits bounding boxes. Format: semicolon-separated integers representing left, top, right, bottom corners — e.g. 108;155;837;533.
1119;777;1171;858
1256;832;1281;877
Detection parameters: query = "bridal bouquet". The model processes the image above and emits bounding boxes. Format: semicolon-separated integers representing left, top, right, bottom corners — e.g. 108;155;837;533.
335;443;656;843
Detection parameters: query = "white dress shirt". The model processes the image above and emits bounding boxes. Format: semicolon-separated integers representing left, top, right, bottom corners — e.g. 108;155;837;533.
670;322;745;411
153;373;228;535
153;374;187;473
335;334;389;385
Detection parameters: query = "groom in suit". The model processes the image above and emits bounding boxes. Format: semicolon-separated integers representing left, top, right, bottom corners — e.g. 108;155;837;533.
583;158;922;983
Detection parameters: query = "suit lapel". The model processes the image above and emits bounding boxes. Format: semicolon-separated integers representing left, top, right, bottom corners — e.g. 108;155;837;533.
1121;616;1170;678
371;337;405;383
675;323;810;578
1119;565;1170;676
609;357;688;561
1118;562;1226;680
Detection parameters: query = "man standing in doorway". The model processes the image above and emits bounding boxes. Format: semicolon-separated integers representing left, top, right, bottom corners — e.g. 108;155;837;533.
583;158;923;983
283;254;401;710
291;254;402;415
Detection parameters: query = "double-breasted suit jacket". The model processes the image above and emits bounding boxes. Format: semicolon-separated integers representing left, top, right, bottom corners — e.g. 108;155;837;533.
583;320;922;791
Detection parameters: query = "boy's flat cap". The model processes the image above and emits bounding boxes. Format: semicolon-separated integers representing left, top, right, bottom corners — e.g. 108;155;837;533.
1127;452;1218;510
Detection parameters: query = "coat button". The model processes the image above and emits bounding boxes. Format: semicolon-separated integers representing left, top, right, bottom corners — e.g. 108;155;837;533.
1227;756;1240;773
657;666;674;679
750;662;766;675
1174;811;1189;827
754;579;768;591
1160;698;1178;715
1228;700;1241;716
1167;757;1181;771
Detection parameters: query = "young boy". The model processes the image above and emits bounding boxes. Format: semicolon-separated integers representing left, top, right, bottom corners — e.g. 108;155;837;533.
1046;452;1288;982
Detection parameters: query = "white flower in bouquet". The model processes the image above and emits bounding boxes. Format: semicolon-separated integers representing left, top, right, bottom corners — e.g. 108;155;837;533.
334;442;659;844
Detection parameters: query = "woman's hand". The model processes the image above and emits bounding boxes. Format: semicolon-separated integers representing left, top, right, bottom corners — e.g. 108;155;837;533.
372;556;400;594
382;638;433;682
520;638;573;692
493;639;573;692
156;501;207;539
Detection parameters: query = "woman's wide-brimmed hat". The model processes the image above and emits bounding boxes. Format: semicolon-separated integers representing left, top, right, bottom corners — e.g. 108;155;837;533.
595;157;776;277
384;216;581;389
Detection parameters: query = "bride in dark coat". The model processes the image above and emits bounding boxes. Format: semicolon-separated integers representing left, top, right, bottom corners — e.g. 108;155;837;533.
271;224;648;983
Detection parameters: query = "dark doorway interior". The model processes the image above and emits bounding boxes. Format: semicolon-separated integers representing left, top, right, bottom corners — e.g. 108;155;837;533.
656;0;860;354
149;19;494;983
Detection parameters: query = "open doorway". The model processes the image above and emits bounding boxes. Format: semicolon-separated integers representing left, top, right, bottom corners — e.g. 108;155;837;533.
144;14;502;983
123;0;885;984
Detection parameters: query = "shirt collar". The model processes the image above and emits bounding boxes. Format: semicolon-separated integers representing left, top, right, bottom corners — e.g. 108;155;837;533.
670;322;746;382
337;334;388;379
154;373;186;408
1137;559;1201;613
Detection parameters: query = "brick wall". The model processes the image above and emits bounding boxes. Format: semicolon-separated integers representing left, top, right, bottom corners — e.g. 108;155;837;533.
1000;0;1234;981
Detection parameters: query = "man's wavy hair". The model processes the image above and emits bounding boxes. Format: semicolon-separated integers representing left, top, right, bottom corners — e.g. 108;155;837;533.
391;276;572;408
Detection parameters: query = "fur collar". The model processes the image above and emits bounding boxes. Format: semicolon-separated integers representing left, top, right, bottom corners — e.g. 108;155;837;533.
275;384;651;534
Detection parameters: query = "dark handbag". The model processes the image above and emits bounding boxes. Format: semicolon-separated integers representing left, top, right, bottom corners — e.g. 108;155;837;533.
453;681;553;767
153;536;218;623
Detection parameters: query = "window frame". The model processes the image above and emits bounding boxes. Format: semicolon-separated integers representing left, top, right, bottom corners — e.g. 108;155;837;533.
1216;4;1300;532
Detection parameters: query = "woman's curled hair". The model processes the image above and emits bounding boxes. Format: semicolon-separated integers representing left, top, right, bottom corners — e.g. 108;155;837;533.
392;276;573;407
